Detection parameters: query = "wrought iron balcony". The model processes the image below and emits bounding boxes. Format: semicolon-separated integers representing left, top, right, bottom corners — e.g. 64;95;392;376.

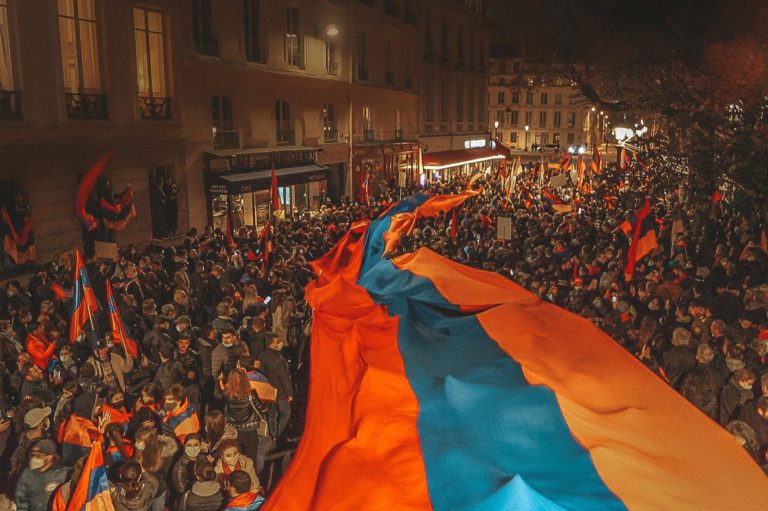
385;1;400;17
65;93;108;119
323;128;338;143
363;129;375;142
0;91;22;119
214;130;240;149
194;36;219;57
385;72;395;86
138;95;172;119
276;130;295;145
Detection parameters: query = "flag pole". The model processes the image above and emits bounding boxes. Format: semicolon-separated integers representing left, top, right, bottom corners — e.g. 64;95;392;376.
107;279;129;360
83;273;104;374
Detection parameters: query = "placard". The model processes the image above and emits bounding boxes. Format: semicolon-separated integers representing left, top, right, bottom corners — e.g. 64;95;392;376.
497;216;513;240
398;170;407;188
94;241;118;260
549;174;567;189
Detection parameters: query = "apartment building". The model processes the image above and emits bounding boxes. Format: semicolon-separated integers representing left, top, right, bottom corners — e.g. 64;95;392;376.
0;0;490;262
488;58;590;152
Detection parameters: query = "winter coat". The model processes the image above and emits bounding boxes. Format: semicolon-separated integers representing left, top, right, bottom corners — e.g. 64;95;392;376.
109;471;159;511
177;481;224;511
258;349;293;400
85;351;134;392
679;363;721;420
170;453;206;494
214;453;260;492
14;464;69;511
153;359;184;389
661;345;696;389
719;377;755;424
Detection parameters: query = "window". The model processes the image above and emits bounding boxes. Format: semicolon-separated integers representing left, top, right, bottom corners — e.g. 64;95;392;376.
212;95;232;131
554;111;561;128
510;110;518;125
424;74;433;122
568;112;576;127
362;105;374;141
553;133;560;144
212;95;237;148
322;103;337;142
357;31;368;80
567;132;574;145
498;77;505;86
512;61;521;72
526;92;533;104
539;111;546;128
134;7;169;119
524;110;532;125
495;110;504;123
0;0;14;90
467;81;474;121
539;132;548;144
58;0;101;92
192;0;216;56
511;92;519;104
510;132;517;143
439;80;447;122
243;0;260;61
497;92;504;104
285;6;301;67
455;80;463;121
385;40;393;84
326;39;337;74
275;100;292;144
540;93;548;105
554;93;562;105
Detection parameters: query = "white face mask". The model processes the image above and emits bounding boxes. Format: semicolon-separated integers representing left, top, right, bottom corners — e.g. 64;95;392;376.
29;456;46;471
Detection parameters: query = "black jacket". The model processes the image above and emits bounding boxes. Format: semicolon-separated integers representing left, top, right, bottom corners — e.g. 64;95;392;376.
178;481;224;511
258;348;293;400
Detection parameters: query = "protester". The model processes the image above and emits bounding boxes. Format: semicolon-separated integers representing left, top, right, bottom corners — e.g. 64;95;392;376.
2;154;768;508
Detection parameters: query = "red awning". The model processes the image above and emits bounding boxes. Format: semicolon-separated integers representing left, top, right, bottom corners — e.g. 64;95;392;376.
491;141;513;160
422;148;505;170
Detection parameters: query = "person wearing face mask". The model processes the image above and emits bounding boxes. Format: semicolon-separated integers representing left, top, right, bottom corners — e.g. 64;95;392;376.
170;434;205;497
14;439;69;511
100;389;132;427
160;384;201;444
211;328;240;385
10;406;52;479
258;334;293;440
132;426;179;511
213;440;260;493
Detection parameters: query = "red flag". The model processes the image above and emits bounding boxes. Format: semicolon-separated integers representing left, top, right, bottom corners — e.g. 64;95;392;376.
65;438;115;511
360;176;369;204
106;280;139;359
711;189;722;205
75;152;113;231
577;155;586;188
620;148;633;171
260;221;272;268
271;166;281;211
450;209;458;240
761;230;768;254
591;145;602;174
50;283;72;301
69;251;100;343
624;198;658;281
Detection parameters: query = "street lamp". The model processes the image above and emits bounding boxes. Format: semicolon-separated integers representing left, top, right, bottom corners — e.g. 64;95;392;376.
524;125;529;151
494;120;499;140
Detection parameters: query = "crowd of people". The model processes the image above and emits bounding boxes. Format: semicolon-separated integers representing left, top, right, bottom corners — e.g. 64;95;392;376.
0;154;767;510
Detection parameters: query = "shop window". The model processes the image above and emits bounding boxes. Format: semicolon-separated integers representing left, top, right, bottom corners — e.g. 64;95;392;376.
148;165;178;238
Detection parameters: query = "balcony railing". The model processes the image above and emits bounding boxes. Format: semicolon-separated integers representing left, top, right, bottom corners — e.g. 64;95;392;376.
384;1;400;17
138;95;172;119
323;128;338;143
394;129;403;141
276;130;295;145
0;91;23;119
363;129;375;142
65;93;108;119
357;65;370;82
214;130;240;149
385;72;395;86
245;45;267;63
194;35;219;57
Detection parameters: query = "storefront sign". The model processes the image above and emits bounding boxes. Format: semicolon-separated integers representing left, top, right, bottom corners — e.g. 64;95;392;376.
398;170;407;188
255;191;270;226
464;139;487;149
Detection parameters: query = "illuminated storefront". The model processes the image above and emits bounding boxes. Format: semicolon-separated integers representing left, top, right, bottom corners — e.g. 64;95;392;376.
204;147;330;232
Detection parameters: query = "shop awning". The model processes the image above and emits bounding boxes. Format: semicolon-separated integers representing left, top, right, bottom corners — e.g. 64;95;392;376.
205;164;330;194
422;148;505;170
